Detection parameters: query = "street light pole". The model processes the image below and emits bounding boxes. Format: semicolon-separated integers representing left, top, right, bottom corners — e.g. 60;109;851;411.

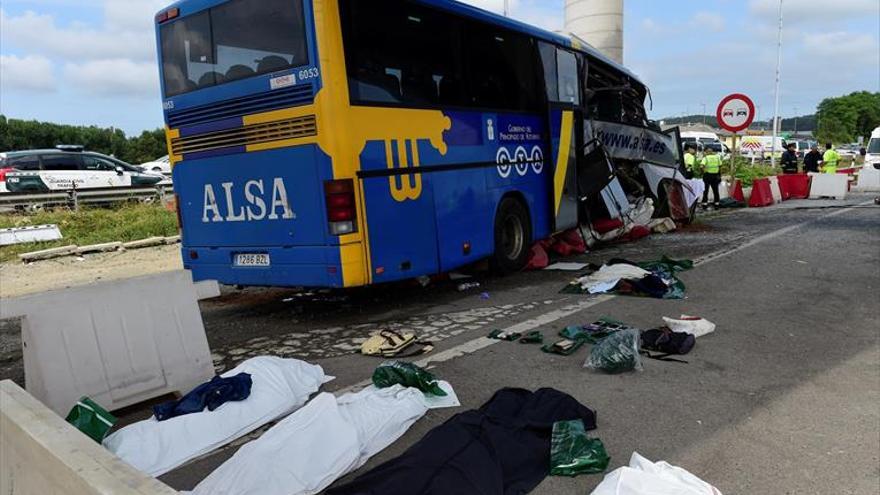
503;0;509;16
770;0;784;168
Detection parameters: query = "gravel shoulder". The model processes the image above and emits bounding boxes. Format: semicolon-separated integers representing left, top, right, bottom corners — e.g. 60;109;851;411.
0;244;183;298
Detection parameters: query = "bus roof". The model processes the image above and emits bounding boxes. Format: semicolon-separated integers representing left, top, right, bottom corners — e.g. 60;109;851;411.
157;0;644;86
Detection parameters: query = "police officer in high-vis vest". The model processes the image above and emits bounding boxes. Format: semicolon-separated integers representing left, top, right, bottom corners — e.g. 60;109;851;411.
821;142;840;174
684;145;697;179
700;147;722;207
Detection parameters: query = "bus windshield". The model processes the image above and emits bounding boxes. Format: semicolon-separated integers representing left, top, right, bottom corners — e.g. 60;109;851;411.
160;0;309;97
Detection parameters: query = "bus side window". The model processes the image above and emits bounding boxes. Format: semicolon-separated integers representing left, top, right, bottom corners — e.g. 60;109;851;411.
556;50;580;106
538;42;558;102
340;0;462;107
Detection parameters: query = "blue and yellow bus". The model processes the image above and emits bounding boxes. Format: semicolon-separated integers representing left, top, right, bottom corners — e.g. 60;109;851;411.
156;0;670;288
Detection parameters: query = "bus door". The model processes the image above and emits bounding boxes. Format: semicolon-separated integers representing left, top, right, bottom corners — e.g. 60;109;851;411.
539;43;582;232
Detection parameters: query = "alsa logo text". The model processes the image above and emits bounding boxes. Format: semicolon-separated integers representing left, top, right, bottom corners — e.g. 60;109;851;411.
202;178;295;223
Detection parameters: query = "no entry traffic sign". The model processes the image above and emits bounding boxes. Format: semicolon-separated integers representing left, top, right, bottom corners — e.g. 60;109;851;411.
716;94;755;133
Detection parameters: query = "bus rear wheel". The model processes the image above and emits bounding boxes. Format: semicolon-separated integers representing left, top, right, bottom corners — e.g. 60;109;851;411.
492;197;532;274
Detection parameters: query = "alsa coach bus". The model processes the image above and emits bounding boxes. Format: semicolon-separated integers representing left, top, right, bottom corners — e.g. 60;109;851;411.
156;0;682;289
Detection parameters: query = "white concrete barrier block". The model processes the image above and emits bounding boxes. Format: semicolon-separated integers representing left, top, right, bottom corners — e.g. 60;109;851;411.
18;245;78;262
809;173;849;199
122;237;165;249
768;176;783;203
0;270;214;416
76;242;123;255
855;163;880;192
0;380;179;495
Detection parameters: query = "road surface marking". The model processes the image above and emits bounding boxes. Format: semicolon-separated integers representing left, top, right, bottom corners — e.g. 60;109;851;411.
387;201;873;377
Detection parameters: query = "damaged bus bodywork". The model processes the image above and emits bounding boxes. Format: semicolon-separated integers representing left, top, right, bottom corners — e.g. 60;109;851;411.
155;0;687;289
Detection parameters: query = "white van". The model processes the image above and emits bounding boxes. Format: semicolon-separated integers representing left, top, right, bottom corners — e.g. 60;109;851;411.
740;136;786;160
681;131;729;158
866;127;880;165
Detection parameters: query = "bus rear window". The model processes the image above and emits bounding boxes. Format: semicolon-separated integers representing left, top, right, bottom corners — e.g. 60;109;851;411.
160;0;309;97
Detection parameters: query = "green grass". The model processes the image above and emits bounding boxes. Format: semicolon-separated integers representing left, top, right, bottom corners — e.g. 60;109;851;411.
0;203;179;262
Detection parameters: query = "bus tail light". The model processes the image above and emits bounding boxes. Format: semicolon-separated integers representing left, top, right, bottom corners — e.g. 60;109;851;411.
325;179;358;235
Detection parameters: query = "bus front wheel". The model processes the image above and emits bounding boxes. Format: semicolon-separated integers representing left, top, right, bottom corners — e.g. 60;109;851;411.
492;197;532;274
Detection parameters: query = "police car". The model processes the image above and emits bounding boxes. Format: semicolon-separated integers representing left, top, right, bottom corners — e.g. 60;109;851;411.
0;146;165;193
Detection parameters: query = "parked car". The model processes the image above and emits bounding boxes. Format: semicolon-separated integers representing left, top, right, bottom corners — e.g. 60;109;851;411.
835;144;858;159
140;155;172;174
0;146;165;193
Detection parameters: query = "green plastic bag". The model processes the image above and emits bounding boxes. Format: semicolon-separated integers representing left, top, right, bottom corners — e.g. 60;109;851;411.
550;419;610;476
65;397;117;443
583;328;643;373
372;361;447;396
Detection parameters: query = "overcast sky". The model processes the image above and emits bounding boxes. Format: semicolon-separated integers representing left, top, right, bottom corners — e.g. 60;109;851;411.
1;0;878;135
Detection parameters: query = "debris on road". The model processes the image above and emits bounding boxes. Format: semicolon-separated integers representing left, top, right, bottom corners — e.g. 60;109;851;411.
456;281;481;292
640;327;695;362
153;372;253;421
480;291;491;300
545;262;590;271
360;330;433;358
662;315;716;338
519;331;544;344
541;338;585;356
488;329;522;341
65;396;117;443
325;388;596;495
0;224;63;246
584;329;643;373
563;257;694;300
372;361;446;397
550;419;610;477
589;452;723;495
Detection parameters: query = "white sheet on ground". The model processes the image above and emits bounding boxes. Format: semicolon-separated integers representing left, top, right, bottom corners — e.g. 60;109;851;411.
190;385;427;495
591;452;723;495
103;356;333;477
577;264;651;293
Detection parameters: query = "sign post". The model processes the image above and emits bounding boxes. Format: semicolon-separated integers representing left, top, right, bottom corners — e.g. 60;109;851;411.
717;94;756;198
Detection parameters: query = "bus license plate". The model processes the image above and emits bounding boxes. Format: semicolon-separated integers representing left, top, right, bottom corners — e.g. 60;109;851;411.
235;254;270;267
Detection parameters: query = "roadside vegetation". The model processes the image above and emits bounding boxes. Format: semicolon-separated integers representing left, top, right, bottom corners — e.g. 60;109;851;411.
0;203;178;262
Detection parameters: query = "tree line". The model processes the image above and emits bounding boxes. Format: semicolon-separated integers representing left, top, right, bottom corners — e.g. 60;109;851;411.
0;116;167;165
815;91;880;145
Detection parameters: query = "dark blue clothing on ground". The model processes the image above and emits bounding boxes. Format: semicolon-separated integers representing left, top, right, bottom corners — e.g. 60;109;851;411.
153;373;253;421
326;388;596;495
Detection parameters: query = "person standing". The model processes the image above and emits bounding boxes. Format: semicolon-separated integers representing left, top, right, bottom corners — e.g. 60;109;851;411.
821;142;840;174
804;144;822;173
683;145;697;179
700;147;722;207
781;143;799;174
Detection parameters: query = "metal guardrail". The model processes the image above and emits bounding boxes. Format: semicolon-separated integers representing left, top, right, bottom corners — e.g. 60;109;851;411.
0;183;174;210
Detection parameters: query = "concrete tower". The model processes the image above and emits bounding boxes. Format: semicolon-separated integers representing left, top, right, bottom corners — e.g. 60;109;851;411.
564;0;624;64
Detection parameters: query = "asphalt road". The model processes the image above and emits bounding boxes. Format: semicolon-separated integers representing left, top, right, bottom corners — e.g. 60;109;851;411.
152;195;880;494
3;196;878;493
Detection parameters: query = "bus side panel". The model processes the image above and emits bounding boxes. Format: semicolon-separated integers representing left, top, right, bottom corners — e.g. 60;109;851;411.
484;113;553;242
359;140;440;283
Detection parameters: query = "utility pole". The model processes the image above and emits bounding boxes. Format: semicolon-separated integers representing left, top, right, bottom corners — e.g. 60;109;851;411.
503;0;509;16
770;0;784;168
701;103;707;125
794;106;799;137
